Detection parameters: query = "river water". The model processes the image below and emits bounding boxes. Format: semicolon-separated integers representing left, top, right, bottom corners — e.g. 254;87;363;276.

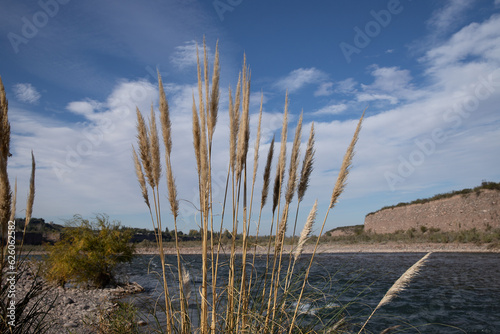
116;252;500;333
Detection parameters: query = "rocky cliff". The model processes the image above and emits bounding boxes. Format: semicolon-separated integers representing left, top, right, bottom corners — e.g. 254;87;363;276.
364;189;500;234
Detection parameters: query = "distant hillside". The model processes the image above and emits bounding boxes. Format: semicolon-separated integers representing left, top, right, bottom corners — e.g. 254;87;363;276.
325;225;364;237
366;181;500;217
364;181;500;234
14;218;64;233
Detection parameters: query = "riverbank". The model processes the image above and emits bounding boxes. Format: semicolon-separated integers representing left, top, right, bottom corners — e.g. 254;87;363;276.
14;261;144;334
134;241;500;255
21;241;499;257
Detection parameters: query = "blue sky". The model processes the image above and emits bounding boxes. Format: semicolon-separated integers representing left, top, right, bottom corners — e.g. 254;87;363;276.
1;0;499;234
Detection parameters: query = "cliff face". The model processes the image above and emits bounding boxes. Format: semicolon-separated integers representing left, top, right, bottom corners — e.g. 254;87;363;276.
364;189;500;234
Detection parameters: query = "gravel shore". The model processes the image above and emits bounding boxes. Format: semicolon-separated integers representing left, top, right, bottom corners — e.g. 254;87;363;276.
14;262;144;334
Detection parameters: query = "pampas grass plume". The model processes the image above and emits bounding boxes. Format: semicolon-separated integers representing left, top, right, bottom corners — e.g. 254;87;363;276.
9;177;16;222
149;104;161;186
272;93;289;213
285;112;303;204
25;151;35;226
136;107;155;188
358;252;432;333
132;147;150;208
261;137;274;209
298;123;315;202
330;110;364;208
294;200;317;261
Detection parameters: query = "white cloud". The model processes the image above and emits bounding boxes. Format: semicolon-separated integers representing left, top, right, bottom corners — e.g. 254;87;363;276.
357;66;426;103
275;68;327;93
314;82;333;96
423;14;500;70
314;79;359;97
170;40;213;70
336;78;358;94
362;66;413;93
357;93;398;104
427;0;476;33
67;100;103;119
13;83;41;104
312;103;347;116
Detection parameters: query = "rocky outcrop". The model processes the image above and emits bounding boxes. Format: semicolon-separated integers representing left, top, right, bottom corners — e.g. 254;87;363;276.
364;189;500;234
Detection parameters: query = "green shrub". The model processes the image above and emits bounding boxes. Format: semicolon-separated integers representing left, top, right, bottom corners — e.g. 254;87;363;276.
45;214;135;288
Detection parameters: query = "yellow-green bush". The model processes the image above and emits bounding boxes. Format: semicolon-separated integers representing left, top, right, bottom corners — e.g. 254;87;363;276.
45;214;134;288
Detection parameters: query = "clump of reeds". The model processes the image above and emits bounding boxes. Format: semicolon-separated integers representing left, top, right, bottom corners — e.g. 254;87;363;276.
132;40;365;333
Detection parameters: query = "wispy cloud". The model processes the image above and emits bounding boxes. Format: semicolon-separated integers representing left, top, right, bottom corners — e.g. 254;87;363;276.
314;82;333;96
359;66;424;102
427;0;476;34
357;93;398;105
170;40;213;69
423;14;500;70
312;103;347;116
336;78;358;94
275;67;327;93
13;83;41;104
362;66;412;92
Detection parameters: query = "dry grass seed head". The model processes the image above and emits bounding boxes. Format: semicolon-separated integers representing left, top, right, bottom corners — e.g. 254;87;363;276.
25;151;35;226
0;158;11;228
298;123;315;202
294;200;317;261
378;252;432;308
208;41;220;141
233;72;242;125
181;265;192;300
136;108;155;188
285;112;303;204
132;147;150;208
272;93;289;213
261;136;275;208
158;72;172;156
166;166;179;219
149;104;162;185
236;67;251;179
228;87;237;172
192;94;202;175
252;95;263;184
0;76;11;225
330;110;364;208
9;177;16;222
0;76;11;160
276;208;288;252
203;38;209;130
196;43;209;193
